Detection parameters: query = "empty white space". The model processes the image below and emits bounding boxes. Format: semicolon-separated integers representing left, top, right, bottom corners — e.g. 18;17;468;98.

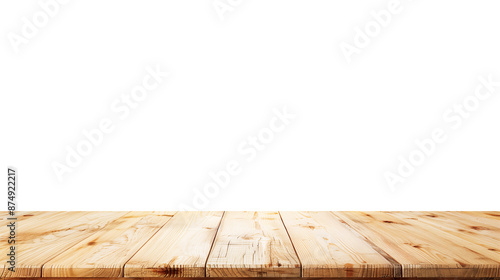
0;0;499;210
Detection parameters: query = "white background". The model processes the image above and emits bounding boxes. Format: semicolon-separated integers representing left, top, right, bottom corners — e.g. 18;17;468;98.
1;0;499;210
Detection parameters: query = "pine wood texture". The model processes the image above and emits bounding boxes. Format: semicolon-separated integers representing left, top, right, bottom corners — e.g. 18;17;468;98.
333;211;500;278
43;211;176;277
125;211;223;277
206;212;300;277
0;211;41;277
1;211;128;278
280;212;395;278
0;211;498;278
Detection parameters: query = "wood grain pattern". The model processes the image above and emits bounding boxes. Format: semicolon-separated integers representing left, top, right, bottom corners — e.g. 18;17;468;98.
453;211;500;225
206;212;300;277
125;211;223;278
459;211;500;221
0;211;43;277
1;211;93;278
333;211;500;278
389;211;500;254
43;211;176;277
0;211;39;221
0;211;128;278
280;212;394;278
1;211;499;278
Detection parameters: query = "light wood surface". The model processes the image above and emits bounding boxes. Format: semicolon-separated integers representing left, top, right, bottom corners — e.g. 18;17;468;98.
0;211;128;278
206;212;300;277
0;211;498;278
43;211;176;277
125;211;223;277
0;211;41;277
333;211;500;278
389;211;500;254
280;212;394;278
459;211;500;221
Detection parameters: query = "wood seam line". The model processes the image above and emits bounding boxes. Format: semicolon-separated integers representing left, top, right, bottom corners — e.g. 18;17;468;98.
204;211;226;277
329;212;403;278
39;211;132;278
119;211;178;277
278;211;303;278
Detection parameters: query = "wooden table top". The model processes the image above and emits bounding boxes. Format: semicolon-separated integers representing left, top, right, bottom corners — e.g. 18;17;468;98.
1;211;499;278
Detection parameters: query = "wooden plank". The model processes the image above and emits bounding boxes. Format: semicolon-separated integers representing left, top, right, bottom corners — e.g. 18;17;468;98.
463;211;500;220
1;211;498;279
42;211;176;277
6;278;499;280
125;211;223;277
1;211;91;278
382;212;500;265
0;211;46;277
281;211;395;278
334;211;500;278
10;278;500;280
206;211;300;277
0;211;128;278
0;211;39;221
1;212;60;249
389;211;500;253
456;211;500;223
